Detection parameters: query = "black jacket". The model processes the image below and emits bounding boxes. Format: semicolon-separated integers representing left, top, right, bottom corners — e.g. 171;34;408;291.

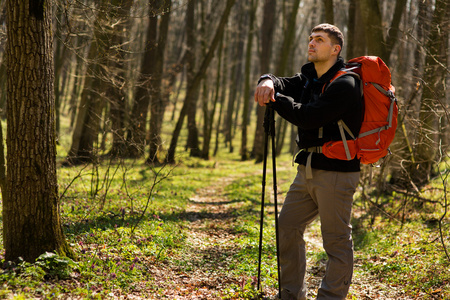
260;57;363;172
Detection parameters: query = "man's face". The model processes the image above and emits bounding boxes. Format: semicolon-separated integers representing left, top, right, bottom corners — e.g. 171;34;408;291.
307;31;338;63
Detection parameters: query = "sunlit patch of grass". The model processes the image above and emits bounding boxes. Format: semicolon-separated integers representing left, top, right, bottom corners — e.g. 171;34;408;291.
353;219;450;298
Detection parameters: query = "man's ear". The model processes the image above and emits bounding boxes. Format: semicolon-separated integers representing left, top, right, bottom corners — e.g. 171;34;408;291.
332;45;341;56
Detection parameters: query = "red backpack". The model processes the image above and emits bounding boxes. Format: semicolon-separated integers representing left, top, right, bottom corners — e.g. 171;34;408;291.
321;56;398;164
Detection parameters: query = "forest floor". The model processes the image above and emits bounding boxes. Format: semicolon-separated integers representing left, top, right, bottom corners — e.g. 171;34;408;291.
1;157;447;299
145;173;411;300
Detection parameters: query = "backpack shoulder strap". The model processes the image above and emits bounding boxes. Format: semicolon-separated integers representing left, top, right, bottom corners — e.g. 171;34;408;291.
322;68;362;95
318;67;362;155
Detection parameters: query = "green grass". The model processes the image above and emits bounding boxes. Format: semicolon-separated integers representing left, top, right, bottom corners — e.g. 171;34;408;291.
0;150;448;299
353;218;450;298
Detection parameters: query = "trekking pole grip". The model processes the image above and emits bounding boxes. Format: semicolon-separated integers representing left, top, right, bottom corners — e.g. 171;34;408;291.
263;103;276;137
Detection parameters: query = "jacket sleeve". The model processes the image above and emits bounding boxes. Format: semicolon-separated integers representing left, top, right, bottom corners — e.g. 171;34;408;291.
258;73;307;126
258;73;305;99
273;74;361;130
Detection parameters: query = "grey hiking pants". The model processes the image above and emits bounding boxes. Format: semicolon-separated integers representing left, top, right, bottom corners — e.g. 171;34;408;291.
278;165;360;300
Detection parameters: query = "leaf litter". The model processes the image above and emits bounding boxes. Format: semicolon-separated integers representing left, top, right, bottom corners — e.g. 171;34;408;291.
138;174;432;299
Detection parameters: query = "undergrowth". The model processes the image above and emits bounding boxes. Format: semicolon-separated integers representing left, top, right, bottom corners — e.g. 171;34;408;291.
0;151;448;299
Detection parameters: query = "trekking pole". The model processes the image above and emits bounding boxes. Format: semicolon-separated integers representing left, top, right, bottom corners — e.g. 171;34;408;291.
256;106;270;292
257;103;281;297
269;107;282;298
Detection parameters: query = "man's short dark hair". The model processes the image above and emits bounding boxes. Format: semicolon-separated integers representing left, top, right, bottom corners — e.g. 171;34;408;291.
311;23;344;50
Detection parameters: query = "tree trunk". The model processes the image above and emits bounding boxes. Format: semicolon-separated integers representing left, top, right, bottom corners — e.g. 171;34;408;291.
385;0;407;60
165;0;237;164
224;1;246;153
4;0;72;262
389;0;429;188
69;52;87;129
276;0;301;77
147;0;172;164
347;0;366;58
0;0;6;115
274;0;301;155
253;0;276;163
359;0;406;64
411;0;449;186
0;58;6;118
185;0;202;157
0;119;6;203
214;29;230;157
201;32;224;159
322;0;334;24
241;0;257;161
66;0;112;164
108;0;134;157
359;0;386;59
126;0;160;158
53;4;69;143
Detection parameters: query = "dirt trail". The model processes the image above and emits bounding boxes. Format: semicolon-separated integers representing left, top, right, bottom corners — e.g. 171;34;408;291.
146;176;244;299
147;174;408;300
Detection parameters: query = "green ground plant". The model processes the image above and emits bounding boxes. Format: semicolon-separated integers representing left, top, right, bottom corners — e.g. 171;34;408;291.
0;148;448;299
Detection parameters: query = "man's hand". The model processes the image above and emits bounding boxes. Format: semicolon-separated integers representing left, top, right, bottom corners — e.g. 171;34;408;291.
254;79;275;106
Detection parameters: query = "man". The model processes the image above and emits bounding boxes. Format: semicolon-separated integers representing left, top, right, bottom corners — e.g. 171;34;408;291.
254;24;362;299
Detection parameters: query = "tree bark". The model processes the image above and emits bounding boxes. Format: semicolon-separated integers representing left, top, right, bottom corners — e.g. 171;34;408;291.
224;1;246;153
66;0;112;164
347;0;366;58
253;0;276;163
201;32;224;159
53;4;69;143
4;0;72;262
359;0;406;64
388;0;428;188
322;0;334;24
185;0;201;157
147;0;172;164
274;0;301;156
359;0;386;59
126;0;161;158
108;0;134;157
241;0;257;161
214;29;230;157
0;119;6;203
385;0;407;59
